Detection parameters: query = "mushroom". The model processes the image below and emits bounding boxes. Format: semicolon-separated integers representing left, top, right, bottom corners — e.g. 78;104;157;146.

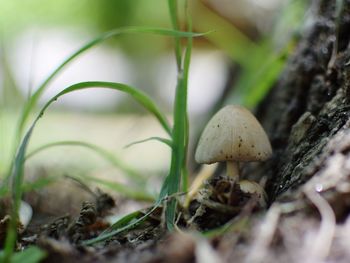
195;105;272;204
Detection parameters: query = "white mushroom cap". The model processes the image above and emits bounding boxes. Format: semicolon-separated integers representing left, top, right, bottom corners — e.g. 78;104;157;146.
195;105;272;164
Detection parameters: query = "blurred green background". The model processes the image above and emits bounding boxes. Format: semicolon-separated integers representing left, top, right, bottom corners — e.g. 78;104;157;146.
0;0;306;192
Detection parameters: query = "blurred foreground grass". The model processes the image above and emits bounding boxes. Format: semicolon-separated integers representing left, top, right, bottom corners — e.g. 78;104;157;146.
1;111;170;180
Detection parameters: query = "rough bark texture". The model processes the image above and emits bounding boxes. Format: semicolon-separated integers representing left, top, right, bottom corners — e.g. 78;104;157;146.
247;0;350;203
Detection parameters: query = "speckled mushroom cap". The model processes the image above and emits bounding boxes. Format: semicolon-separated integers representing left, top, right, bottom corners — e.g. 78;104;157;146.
195;105;272;164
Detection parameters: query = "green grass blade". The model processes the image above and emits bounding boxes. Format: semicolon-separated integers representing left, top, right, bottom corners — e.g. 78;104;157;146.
26;140;145;184
161;0;193;230
168;0;182;69
49;81;172;135
17;26;209;138
124;137;172;149
104;210;143;231
6;246;46;263
0;106;5;177
0;180;9;197
82;204;160;245
181;3;192;193
5;80;169;256
229;42;292;108
243;54;285;108
4;115;37;260
3;226;17;261
164;66;187;230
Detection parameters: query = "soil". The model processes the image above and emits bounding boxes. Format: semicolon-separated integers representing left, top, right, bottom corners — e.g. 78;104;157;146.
2;0;350;262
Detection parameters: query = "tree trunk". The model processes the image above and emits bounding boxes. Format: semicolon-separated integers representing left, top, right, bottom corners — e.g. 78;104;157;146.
248;0;350;204
225;1;350;262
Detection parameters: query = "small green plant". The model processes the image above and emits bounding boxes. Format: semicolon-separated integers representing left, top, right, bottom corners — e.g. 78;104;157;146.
1;0;201;261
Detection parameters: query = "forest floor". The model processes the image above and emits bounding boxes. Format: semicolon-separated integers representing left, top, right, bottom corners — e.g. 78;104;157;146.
3;1;350;260
4;128;350;263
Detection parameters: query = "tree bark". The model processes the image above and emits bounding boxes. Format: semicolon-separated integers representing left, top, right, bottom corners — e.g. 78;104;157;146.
246;0;350;205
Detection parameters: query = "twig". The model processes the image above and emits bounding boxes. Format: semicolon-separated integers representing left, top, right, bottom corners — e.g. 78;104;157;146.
303;187;335;263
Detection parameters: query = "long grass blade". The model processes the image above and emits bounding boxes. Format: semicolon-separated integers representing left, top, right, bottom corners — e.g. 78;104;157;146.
82;204;160;245
104;210;143;231
17;26;208;138
229;42;292;108
51;81;172;135
243;53;286;108
4;114;37;260
124;137;172;149
5;80;169;256
26;140;145;184
168;0;182;69
0;246;46;263
11;80;170;205
181;2;193;193
161;0;192;230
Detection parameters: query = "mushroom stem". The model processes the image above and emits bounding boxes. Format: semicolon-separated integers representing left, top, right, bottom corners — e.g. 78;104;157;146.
226;161;239;182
